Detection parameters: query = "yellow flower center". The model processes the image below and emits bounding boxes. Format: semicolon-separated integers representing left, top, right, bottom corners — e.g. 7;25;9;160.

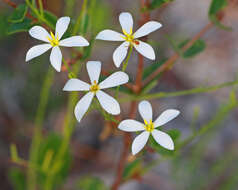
144;119;154;132
90;80;100;93
121;28;140;46
47;31;59;47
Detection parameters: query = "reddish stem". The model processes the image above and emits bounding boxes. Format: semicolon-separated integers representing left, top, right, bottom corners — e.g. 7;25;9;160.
111;101;137;190
111;1;151;189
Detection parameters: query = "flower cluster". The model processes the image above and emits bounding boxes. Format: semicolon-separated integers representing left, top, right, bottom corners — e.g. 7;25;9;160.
26;12;180;155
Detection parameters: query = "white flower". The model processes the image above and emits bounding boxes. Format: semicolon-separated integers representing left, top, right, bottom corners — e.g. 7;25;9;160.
96;12;162;68
63;61;129;122
26;17;89;72
118;100;180;155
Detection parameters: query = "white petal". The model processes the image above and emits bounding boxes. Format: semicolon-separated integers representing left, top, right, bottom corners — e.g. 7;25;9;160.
96;30;125;41
59;36;89;47
118;119;145;132
151;129;174;150
132;131;150;155
50;46;62;72
154;109;180;128
74;92;94;123
119;12;133;34
26;44;52;62
63;79;90;91
134;40;155;60
99;71;129;89
96;90;120;115
138;100;153;121
86;61;101;84
29;26;51;42
55;17;70;40
134;21;162;39
113;41;129;68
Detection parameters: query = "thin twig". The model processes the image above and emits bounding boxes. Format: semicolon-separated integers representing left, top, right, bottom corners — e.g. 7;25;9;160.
134;0;150;92
134;54;145;93
142;22;214;87
111;101;137;190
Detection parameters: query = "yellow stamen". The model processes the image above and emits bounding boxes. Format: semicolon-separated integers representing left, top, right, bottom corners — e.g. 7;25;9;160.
144;119;154;132
121;27;136;45
47;31;59;47
90;80;100;93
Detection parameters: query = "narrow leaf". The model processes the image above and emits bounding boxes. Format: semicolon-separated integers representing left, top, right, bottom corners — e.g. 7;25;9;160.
8;4;28;23
179;39;206;58
147;0;174;10
77;176;108;190
7;18;33;35
208;0;231;30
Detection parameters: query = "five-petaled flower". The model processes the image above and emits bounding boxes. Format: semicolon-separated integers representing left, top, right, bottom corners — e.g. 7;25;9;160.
26;17;89;72
96;12;162;68
63;61;129;122
118;100;180;155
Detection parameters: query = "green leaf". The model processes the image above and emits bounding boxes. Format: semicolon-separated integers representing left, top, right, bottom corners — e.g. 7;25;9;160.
123;159;142;180
30;10;57;30
179;39;206;58
208;0;231;30
8;168;26;190
141;60;165;91
77;176;108;190
43;10;57;27
37;134;71;189
209;0;227;15
7;18;33;35
149;129;181;156
143;60;165;80
8;4;28;23
148;0;174;10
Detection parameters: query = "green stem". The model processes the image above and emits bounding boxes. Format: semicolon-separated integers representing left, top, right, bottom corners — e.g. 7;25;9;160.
115;45;133;98
122;45;133;72
25;0;54;29
72;0;88;35
120;79;238;102
27;67;55;190
38;0;44;16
